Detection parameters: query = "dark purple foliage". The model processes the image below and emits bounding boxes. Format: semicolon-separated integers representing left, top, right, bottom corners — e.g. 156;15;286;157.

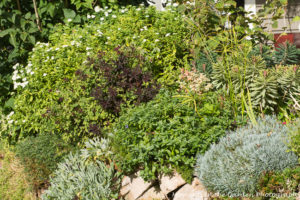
89;47;160;115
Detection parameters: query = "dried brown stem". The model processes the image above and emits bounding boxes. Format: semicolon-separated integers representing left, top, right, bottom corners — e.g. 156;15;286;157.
32;0;42;31
16;0;21;12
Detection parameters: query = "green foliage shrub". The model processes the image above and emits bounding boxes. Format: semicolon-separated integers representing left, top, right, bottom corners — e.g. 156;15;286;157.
4;5;191;144
195;116;299;196
15;134;73;192
0;144;36;200
90;5;191;85
42;139;121;200
112;89;238;182
257;166;300;196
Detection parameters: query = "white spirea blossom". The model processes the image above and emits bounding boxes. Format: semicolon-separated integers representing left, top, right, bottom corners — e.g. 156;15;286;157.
13;63;19;70
112;15;116;18
165;33;171;37
68;19;72;22
7;111;14;119
94;6;101;13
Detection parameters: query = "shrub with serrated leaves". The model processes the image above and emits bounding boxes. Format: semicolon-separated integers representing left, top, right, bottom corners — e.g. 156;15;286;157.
15;134;73;192
112;89;239;182
42;139;121;200
195;116;299;196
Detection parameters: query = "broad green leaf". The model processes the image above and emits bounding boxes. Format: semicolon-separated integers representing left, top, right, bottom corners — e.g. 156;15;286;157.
63;8;76;19
29;35;36;44
9;32;18;47
0;28;14;37
24;12;31;19
20;32;28;41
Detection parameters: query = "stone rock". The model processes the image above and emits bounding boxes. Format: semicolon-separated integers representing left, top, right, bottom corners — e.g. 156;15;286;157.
120;176;131;197
137;186;166;200
120;172;153;200
173;178;210;200
160;171;186;195
297;191;300;200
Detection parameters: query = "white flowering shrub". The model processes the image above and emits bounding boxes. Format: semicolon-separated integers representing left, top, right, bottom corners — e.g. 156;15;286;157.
195;116;299;196
86;5;191;85
3;5;191;144
42;143;121;200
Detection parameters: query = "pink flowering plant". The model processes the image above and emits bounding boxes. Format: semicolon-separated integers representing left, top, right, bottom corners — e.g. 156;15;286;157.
175;67;212;113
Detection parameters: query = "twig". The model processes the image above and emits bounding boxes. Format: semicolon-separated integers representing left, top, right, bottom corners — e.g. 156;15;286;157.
16;0;21;12
290;92;300;110
32;0;42;31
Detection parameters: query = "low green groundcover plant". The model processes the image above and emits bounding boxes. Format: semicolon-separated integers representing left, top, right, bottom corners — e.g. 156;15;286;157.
257;166;300;196
15;134;73;192
112;89;239;182
42;139;121;200
195;116;299;196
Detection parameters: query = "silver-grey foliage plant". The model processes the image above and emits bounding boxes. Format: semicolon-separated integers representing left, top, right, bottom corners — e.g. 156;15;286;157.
195;116;299;196
42;138;121;200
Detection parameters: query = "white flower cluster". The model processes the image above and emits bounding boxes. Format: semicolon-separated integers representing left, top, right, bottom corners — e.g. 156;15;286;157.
6;111;14;124
12;63;31;89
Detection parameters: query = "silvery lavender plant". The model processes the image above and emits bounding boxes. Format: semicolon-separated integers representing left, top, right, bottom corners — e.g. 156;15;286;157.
42;138;121;200
195;116;299;196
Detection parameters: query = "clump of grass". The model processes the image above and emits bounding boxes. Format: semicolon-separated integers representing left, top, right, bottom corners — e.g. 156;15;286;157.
0;143;37;200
